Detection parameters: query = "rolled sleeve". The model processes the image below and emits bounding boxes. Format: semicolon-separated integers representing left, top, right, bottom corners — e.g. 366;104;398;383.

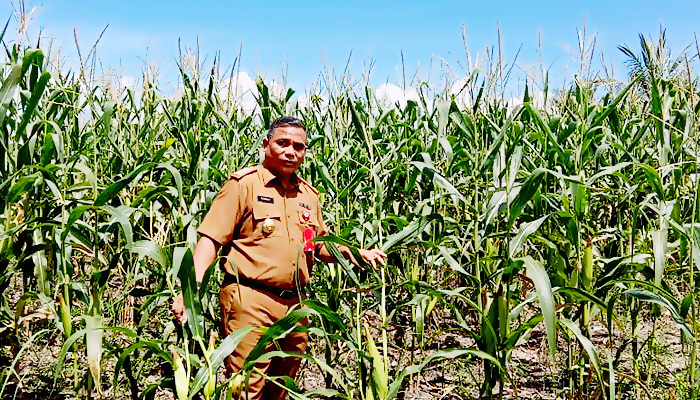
197;179;246;245
315;200;329;238
313;200;331;256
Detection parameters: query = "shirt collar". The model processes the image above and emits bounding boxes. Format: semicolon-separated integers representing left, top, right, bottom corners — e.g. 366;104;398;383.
259;164;302;191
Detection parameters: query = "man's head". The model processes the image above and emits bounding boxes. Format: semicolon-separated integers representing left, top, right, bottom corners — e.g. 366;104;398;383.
262;116;308;179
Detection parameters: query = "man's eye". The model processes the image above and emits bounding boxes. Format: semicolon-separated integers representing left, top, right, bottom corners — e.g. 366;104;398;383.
293;144;307;151
276;140;290;146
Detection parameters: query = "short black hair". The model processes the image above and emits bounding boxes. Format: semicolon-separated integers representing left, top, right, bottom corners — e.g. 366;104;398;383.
267;116;306;139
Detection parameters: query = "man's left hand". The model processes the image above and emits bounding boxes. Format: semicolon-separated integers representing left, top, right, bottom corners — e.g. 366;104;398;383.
355;248;388;270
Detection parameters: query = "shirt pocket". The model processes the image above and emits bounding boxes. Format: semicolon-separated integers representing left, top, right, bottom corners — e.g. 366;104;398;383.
252;201;283;238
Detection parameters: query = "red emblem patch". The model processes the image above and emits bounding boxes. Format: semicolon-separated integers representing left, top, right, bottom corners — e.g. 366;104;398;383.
303;228;314;252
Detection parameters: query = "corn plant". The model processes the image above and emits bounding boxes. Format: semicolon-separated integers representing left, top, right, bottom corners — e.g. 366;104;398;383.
0;20;699;400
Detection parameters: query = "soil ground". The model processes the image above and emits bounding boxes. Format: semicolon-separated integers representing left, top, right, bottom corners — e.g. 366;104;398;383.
1;272;692;400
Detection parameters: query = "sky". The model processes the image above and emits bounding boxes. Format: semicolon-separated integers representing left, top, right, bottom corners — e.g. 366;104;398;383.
1;0;698;98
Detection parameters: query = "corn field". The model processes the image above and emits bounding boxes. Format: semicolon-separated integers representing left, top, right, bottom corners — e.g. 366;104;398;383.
1;19;699;399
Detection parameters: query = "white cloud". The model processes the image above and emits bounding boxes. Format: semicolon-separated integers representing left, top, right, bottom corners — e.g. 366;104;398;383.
219;71;259;114
507;90;550;113
375;83;419;109
121;75;137;90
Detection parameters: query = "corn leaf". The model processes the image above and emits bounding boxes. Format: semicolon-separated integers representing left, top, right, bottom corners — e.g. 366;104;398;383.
520;256;557;356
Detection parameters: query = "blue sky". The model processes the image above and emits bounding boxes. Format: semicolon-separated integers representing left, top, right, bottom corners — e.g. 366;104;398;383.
1;0;698;95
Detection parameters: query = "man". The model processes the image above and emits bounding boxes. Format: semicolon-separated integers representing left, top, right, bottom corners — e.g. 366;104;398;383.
172;116;387;399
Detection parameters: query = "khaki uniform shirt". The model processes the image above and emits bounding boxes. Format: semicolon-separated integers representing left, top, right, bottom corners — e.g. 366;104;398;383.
197;165;329;289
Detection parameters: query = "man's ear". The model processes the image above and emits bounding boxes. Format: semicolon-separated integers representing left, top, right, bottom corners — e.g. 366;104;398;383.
262;137;269;148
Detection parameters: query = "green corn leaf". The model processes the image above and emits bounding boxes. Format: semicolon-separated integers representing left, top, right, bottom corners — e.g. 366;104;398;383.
130;240;167;270
637;163;664;200
17;71;51;137
509;214;548;258
73;162;98;194
437;136;454;166
312;235;362;285
114;340;173;387
40;131;56;166
623;289;693;336
570;181;587;221
507;145;523;190
411;161;465;203
478;106;521;173
251;350;349;394
244;308;312;365
587;75;638;129
436;99;451;137
0;64;23;127
523;103;565;162
276;376;311;400
380;216;429;253
553;287;607;311
508;169;546;227
2;329;50;392
54;328;87;384
157;162;186;210
560;318;603;386
387;349;501;400
189;326;256;398
680;294;693;319
504;314;543;349
315;160;337;196
437;245;469;275
586;162;633;185
413;295;426;345
61;205;93;244
100;205;135;249
520;256;557;356
177;248;204;340
363;321;388;400
6;174;38;204
301;299;347;334
94;162;155;206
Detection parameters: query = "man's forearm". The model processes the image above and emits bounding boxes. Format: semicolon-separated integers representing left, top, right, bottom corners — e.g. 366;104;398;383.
316;243;387;270
193;235;221;282
316;243;351;264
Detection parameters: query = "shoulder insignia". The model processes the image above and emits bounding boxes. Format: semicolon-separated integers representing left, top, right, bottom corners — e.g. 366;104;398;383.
230;166;258;181
297;176;319;195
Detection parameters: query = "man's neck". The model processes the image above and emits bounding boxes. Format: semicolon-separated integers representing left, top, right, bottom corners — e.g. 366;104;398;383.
277;174;292;189
263;163;295;189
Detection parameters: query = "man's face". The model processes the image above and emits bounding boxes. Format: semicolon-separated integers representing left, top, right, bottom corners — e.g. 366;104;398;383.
262;125;308;178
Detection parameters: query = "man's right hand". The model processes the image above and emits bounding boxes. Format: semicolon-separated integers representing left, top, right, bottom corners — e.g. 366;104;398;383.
171;292;188;324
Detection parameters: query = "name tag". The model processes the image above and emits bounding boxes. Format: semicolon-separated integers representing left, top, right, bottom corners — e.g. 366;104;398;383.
257;195;274;204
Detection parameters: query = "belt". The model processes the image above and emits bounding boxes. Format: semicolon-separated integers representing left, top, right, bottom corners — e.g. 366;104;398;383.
224;274;301;300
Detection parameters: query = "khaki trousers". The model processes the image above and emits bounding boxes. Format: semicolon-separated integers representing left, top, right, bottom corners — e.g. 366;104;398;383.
219;280;308;400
